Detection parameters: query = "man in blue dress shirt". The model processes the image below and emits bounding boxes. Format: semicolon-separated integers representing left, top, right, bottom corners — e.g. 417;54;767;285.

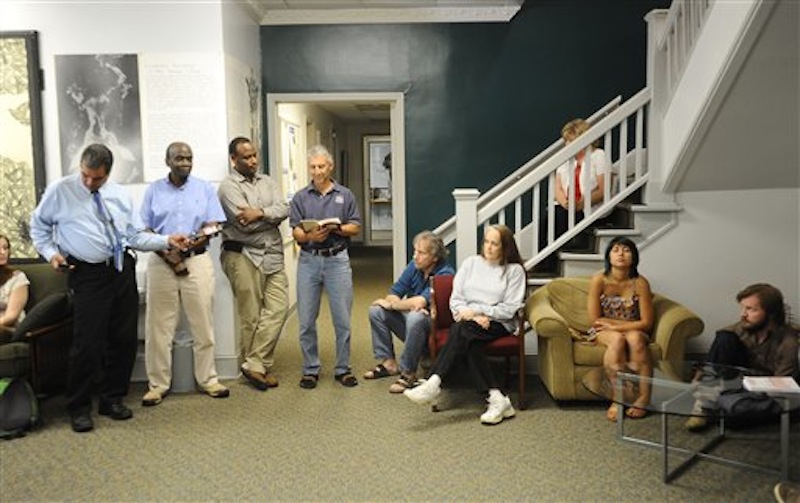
140;142;230;407
30;143;188;433
290;145;361;389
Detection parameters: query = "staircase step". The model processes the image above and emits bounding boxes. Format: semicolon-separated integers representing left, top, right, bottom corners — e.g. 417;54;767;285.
594;228;642;237
559;252;603;261
528;277;553;287
629;203;682;213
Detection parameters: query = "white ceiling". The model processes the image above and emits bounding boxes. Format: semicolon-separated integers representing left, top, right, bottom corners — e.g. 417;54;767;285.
241;0;524;25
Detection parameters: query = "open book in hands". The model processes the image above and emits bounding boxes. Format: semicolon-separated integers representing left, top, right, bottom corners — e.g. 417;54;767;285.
300;217;341;233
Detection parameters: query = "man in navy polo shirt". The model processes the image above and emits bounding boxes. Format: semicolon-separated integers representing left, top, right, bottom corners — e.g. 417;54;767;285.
290;145;361;389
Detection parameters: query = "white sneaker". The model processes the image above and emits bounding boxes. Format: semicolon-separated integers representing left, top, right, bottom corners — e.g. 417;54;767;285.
480;395;516;425
403;378;440;405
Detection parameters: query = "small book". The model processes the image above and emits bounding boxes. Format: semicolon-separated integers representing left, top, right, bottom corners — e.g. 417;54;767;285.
299;217;341;233
742;376;800;394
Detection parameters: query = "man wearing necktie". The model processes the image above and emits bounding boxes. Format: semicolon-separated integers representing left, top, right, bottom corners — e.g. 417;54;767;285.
30;143;189;433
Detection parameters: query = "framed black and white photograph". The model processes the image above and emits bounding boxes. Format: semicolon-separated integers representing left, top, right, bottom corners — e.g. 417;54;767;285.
0;31;45;260
55;53;143;184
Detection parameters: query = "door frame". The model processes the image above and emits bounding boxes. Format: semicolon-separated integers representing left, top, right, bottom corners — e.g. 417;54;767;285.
266;92;407;276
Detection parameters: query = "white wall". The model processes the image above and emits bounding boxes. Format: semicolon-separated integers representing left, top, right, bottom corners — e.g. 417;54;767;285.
3;0;261;379
641;188;800;353
658;0;758;189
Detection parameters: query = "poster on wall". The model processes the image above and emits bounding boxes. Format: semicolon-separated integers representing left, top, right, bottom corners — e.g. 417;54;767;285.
55;53;143;184
138;53;227;182
0;31;45;260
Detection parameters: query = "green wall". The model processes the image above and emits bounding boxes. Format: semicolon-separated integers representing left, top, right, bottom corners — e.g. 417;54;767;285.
261;0;668;240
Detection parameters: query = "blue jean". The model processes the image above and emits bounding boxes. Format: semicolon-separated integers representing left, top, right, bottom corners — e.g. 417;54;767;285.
297;250;353;376
369;305;430;375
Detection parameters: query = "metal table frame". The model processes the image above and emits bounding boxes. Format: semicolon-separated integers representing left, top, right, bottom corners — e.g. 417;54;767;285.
612;375;793;483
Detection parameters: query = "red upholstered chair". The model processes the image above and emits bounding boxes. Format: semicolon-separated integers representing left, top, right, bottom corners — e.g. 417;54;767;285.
427;274;527;410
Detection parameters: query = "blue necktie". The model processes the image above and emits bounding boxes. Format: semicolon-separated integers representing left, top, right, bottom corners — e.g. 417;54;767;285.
92;191;124;272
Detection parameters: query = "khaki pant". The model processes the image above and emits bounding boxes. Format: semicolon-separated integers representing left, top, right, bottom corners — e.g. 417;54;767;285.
221;251;288;374
145;253;220;393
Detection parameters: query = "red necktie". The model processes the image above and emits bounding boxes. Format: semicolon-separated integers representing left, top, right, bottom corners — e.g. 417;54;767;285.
574;161;582;203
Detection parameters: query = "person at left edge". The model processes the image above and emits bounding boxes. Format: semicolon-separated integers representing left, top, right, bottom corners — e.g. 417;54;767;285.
30;143;189;433
140;141;230;407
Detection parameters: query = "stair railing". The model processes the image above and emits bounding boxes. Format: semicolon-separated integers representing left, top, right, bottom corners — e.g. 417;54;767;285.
432;94;623;248
658;0;713;104
437;87;652;270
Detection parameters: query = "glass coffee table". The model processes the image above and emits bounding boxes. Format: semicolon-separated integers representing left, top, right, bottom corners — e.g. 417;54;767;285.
582;360;800;483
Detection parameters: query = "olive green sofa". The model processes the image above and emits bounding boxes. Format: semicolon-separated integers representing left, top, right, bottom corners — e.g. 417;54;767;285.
0;262;73;395
525;276;704;401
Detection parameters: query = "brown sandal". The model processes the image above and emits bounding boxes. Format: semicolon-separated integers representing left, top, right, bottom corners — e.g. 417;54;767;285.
388;375;416;394
625;406;648;419
363;364;397;380
335;372;358;387
299;375;318;389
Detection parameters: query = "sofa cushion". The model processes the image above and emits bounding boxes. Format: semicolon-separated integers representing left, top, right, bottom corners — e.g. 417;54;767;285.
574;342;663;367
548;279;592;333
0;342;30;378
11;292;72;342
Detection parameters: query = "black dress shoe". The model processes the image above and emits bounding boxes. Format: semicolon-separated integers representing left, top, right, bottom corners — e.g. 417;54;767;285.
98;402;133;420
70;412;94;433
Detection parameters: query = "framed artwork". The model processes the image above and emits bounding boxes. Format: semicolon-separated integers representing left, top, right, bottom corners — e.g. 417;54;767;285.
0;31;45;261
362;135;392;241
55;53;143;184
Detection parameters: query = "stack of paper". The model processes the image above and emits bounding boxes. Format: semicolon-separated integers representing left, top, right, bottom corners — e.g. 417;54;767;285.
742;376;800;394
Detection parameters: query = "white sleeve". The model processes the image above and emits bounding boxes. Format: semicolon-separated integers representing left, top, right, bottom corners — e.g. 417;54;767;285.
591;149;609;175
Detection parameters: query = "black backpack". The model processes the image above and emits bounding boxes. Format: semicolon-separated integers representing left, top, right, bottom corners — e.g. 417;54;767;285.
0;377;40;439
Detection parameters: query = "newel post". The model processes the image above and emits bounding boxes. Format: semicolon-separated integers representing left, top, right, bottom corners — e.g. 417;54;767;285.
453;188;480;268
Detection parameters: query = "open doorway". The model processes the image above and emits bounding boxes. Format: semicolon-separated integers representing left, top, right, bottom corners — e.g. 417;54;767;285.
266;92;406;278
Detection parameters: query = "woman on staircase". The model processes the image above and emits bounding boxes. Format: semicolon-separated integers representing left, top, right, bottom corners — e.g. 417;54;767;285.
554;118;610;233
588;236;654;421
538;118;610;272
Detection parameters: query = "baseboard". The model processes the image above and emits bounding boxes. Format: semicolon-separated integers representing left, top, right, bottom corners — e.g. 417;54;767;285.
130;353;241;383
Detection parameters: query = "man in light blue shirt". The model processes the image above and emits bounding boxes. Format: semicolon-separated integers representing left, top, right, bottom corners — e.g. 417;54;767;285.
30;143;187;433
140;142;229;407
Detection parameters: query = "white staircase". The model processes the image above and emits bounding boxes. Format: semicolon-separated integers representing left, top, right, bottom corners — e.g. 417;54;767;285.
431;0;748;283
433;87;675;281
559;202;682;278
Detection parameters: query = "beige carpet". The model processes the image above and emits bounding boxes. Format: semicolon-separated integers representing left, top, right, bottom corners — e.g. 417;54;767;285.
1;247;797;502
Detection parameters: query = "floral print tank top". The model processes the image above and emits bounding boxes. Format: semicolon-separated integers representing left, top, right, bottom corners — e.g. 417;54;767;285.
599;293;641;321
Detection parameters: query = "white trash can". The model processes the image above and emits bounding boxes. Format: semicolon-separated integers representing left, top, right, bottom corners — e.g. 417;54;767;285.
171;330;195;393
